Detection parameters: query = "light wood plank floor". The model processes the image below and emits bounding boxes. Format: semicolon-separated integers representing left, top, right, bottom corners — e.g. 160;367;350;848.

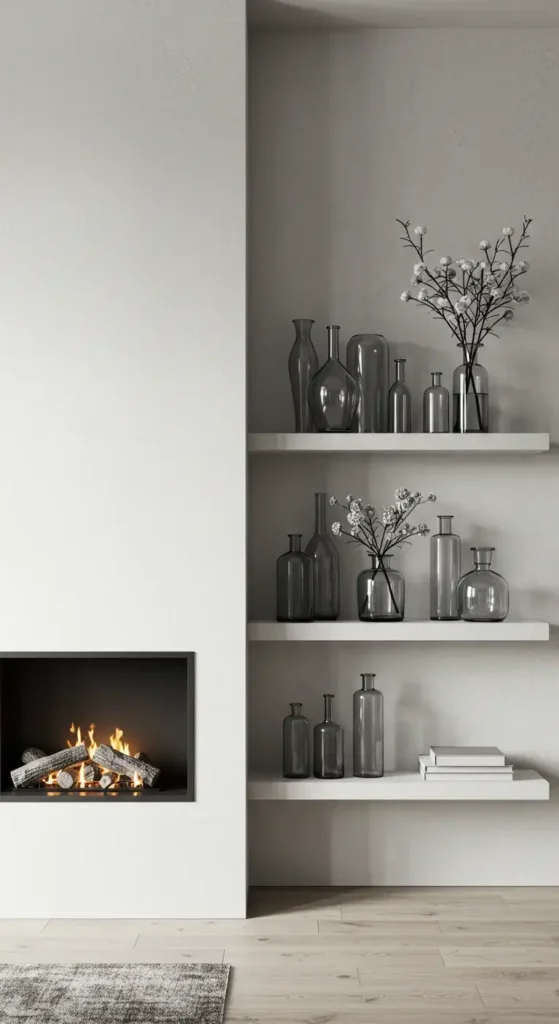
4;888;559;1021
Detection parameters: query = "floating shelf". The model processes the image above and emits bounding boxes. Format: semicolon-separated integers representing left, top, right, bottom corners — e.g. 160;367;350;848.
248;620;550;642
249;770;550;802
248;433;550;454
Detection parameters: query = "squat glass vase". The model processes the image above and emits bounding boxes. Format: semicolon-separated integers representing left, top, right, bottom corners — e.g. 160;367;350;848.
457;546;509;622
288;318;318;433
309;325;358;432
353;673;384;778
314;694;344;779
276;534;313;622
357;554;405;622
453;346;489;433
283;703;310;779
305;492;339;620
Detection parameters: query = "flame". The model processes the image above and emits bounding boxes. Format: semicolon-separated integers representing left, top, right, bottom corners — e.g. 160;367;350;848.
47;723;144;789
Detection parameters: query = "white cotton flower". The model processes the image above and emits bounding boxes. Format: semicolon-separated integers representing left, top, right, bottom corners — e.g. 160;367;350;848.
439;256;452;267
417;287;430;302
418;524;430;536
401;290;412;302
428;493;437;501
414;225;427;235
478;261;488;271
346;495;353;502
460;293;473;307
498;262;509;272
347;511;364;527
461;260;474;272
518;260;530;272
331;522;342;536
447;313;458;326
518;289;531;303
454;302;466;316
395;487;411;501
329;496;337;506
349;499;362;513
436;296;450;308
490;287;504;300
479;240;490;250
382;505;398;526
502;226;515;236
503;308;515;323
414;261;427;274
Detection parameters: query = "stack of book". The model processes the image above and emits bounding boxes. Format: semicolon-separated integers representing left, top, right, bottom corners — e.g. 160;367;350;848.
419;746;513;782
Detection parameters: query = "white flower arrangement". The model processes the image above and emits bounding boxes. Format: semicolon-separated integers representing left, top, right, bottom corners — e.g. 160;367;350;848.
330;489;436;562
397;216;532;430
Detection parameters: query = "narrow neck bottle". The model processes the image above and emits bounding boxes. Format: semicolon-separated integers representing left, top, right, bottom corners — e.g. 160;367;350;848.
290;702;302;717
314;492;327;535
395;358;406;382
438;515;454;535
289;534;302;553
431;372;442;387
361;673;376;691
323;694;334;721
292;318;314;344
327;325;340;361
473;546;493;570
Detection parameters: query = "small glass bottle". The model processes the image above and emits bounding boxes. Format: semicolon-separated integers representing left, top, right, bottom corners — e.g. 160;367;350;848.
430;515;461;621
346;333;389;433
453;345;489;433
314;694;344;779
353;673;384;778
276;534;313;622
457;547;509;622
305;493;339;620
288;318;319;433
357;554;405;622
388;358;412;433
309;325;358;432
423;372;449;433
283;703;310;779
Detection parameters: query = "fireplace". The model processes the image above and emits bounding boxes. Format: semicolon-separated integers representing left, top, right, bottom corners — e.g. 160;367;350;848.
0;654;194;800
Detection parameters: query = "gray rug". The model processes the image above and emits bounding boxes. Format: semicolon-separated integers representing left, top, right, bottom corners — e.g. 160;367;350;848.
0;963;230;1023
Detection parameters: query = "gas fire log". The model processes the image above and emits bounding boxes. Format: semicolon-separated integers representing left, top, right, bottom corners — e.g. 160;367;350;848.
57;769;78;790
11;743;89;789
92;744;160;787
83;764;101;783
99;772;116;790
22;747;47;764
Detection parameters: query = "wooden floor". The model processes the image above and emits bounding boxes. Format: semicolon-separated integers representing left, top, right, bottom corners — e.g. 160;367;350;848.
3;888;559;1021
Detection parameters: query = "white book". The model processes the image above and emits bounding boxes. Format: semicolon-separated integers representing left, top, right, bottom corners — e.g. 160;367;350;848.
419;755;512;775
429;745;506;767
421;771;514;783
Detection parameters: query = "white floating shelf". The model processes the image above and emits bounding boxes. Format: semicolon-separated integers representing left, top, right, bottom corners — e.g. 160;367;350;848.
248;433;550;454
249;770;549;802
248;620;549;642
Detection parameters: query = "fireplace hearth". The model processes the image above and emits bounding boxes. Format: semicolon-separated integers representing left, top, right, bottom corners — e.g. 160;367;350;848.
0;654;194;801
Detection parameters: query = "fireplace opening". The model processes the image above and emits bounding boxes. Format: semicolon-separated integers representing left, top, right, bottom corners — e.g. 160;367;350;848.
0;654;194;801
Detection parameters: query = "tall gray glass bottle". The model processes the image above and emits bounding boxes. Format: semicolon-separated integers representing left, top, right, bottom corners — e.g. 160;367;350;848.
276;534;313;622
389;358;412;432
423;372;449;433
283;703;310;779
314;694;344;779
288;318;318;433
430;515;461;621
308;325;358;432
346;333;389;433
305;492;339;621
353;673;384;778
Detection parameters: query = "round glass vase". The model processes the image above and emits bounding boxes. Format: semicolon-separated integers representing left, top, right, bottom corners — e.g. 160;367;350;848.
457;546;509;622
357;555;405;622
308;325;358;432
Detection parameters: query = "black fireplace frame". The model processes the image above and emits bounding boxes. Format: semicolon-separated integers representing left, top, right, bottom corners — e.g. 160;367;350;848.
0;652;195;802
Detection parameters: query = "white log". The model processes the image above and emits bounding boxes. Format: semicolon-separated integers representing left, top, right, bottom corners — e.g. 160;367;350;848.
57;769;78;790
11;743;89;789
22;747;47;764
92;744;160;787
83;764;101;783
99;772;116;790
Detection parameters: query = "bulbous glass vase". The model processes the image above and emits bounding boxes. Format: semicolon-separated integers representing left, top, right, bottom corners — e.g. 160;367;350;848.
457;546;509;622
357;555;405;622
309;325;358;432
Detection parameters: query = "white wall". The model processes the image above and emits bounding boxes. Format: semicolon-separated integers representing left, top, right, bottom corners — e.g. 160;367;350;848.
248;28;559;884
0;0;246;916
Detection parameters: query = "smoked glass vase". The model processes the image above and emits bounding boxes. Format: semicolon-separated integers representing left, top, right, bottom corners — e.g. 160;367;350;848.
388;358;412;433
305;492;339;620
309;325;358;432
346;333;389;433
353;673;384;778
457;547;509;622
357;555;405;622
430;515;461;620
314;694;344;779
288;318;318;433
453;346;489;433
283;703;310;779
423;372;449;433
276;534;313;622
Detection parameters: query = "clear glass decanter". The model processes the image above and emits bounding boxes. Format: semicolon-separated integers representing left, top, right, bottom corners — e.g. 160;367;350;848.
430;515;461;620
305;492;339;620
283;703;310;779
457;546;509;622
288;318;318;433
309;325;358;432
353;673;384;778
314;694;344;779
453;345;489;433
388;358;412;433
276;534;313;622
357;554;405;622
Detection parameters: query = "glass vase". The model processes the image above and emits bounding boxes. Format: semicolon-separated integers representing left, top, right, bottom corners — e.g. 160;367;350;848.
305;492;339;620
388;358;412;433
353;673;384;778
423;372;449;433
430;515;461;621
276;534;313;622
283;703;310;779
314;694;344;779
453;345;489;433
288;318;319;433
309;325;358;432
346;333;389;433
457;547;509;622
357;555;405;622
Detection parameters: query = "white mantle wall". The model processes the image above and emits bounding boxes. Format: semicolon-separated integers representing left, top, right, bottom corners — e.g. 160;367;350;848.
248;27;559;885
0;0;246;916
